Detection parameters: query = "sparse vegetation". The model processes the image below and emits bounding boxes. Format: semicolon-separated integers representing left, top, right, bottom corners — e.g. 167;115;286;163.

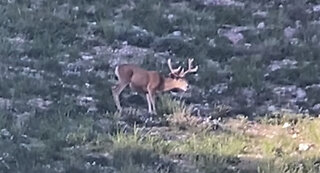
1;0;320;172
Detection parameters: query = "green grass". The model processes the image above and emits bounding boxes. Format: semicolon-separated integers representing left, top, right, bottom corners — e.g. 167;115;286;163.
172;132;248;157
2;0;320;172
156;93;191;116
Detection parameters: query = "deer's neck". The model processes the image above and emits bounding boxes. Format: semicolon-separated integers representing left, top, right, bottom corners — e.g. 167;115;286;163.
160;77;178;92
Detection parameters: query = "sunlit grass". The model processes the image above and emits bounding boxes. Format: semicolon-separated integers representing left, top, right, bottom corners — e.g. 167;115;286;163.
172;132;248;157
297;119;320;145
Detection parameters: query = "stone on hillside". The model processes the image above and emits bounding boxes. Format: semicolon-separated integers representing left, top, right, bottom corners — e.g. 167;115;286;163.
109;45;152;68
270;85;307;113
253;10;268;18
201;0;245;7
81;53;94;60
218;28;244;45
267;59;298;72
76;96;98;112
312;103;320;113
298;143;313;151
282;122;291;128
210;83;228;94
257;22;265;29
27;98;52;110
0;97;12;110
0;129;11;139
307;84;320;113
118;26;154;48
313;5;320;12
284;26;297;39
171;31;182;37
296;88;307;101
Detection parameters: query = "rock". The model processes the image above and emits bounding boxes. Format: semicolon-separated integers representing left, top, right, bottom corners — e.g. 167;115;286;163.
298;143;313;151
191;104;213;117
0;129;11;139
208;38;216;47
257;22;265;29
81;53;94;60
118;26;154;48
272;85;307;104
76;96;96;108
284;26;297;39
27;98;52;110
206;59;222;69
267;105;277;112
313;5;320;12
312;103;320;113
219;29;244;44
171;31;182;37
267;59;298;72
167;14;176;22
201;0;245;7
296;88;307;101
209;83;228;94
87;106;98;113
109;45;152;68
0;97;12;110
282;122;291;128
253;10;268;18
7;35;27;54
306;84;320;108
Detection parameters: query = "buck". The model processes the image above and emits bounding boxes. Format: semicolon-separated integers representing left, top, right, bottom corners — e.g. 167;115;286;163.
111;58;198;114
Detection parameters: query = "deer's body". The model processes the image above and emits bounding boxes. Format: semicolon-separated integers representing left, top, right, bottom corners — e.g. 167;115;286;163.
115;64;163;93
112;59;198;114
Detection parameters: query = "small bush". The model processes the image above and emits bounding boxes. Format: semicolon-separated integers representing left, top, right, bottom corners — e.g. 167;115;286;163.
230;55;265;91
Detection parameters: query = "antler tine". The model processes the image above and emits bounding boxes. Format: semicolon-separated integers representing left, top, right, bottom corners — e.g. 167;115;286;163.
179;58;199;77
167;59;182;74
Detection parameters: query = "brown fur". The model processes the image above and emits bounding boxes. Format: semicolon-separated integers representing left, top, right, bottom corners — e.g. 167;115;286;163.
112;60;196;114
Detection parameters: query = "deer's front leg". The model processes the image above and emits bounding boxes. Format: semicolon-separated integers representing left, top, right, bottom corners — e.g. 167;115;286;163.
150;93;157;115
146;93;153;114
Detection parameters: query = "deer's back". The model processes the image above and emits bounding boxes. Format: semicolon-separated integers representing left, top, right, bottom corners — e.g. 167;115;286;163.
117;64;162;93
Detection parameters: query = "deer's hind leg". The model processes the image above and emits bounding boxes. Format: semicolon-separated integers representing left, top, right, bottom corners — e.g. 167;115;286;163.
112;81;129;112
112;66;130;111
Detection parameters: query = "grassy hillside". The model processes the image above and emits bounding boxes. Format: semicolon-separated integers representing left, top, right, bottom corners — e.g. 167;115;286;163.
1;0;320;172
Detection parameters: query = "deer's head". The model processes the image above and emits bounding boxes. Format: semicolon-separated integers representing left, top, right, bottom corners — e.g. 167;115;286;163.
166;58;198;91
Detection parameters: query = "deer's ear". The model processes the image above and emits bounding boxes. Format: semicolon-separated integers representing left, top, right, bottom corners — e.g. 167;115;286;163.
169;73;175;78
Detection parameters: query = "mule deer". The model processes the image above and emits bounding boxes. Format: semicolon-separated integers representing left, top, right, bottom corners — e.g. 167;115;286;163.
111;58;198;114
